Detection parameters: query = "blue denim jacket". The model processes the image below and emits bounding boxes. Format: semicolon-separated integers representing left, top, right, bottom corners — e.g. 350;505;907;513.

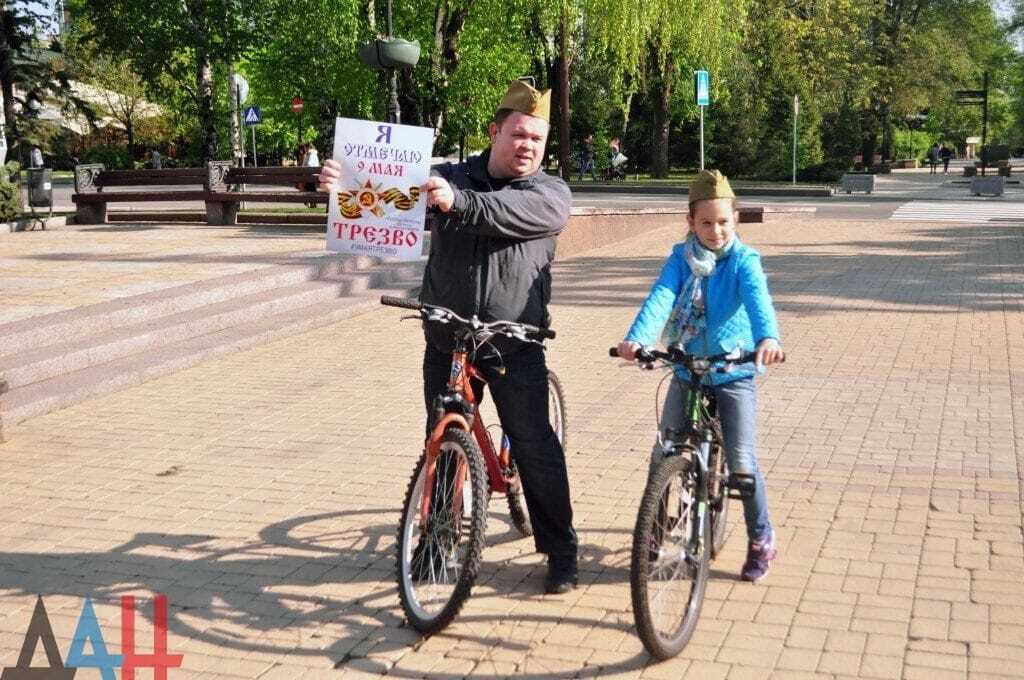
624;237;780;385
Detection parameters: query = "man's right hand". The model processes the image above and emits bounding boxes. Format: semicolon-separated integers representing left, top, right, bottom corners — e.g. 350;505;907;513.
617;341;642;360
318;159;342;192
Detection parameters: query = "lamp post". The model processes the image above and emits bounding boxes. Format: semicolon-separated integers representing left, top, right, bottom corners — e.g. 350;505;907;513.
357;0;420;123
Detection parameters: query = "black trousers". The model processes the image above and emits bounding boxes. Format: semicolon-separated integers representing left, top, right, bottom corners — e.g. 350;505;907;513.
423;343;577;558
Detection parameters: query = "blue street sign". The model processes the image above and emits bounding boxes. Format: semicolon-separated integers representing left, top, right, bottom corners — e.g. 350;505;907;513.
243;106;262;125
694;70;710;106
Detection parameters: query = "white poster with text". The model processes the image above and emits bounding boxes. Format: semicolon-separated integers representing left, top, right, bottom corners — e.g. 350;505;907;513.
327;117;433;260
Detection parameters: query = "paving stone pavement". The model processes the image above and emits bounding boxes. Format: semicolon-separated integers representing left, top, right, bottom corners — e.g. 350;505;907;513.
1;215;1022;679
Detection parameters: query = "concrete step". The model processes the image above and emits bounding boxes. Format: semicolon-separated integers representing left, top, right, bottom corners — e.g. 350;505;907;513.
0;252;381;358
0;256;424;425
0;267;414;390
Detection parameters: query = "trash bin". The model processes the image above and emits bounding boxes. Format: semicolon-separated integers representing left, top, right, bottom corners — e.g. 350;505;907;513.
27;167;52;208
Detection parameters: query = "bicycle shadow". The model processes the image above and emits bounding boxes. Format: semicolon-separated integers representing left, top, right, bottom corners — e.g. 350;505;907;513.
0;510;659;677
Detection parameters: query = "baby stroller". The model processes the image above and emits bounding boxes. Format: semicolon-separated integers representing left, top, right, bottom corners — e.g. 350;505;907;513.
603;150;628;180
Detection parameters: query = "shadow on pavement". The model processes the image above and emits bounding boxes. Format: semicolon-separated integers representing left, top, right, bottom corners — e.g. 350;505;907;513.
0;510;654;677
551;222;1023;316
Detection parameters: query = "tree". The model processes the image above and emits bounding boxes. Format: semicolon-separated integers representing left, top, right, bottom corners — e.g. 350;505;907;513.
72;0;280;161
0;3;90;159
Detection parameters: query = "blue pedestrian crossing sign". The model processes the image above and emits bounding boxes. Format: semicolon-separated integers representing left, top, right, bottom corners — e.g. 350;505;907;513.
243;106;262;125
694;71;710;106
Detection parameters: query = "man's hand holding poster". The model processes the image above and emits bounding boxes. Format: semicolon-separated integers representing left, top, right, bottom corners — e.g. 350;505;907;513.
327;118;434;260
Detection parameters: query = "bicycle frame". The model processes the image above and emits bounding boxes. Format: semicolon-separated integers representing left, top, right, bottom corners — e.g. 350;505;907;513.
660;376;721;548
418;339;513;528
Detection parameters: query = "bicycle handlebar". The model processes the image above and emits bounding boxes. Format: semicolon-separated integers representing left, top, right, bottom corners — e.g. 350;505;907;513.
608;345;769;373
380;295;422;311
381;296;556;340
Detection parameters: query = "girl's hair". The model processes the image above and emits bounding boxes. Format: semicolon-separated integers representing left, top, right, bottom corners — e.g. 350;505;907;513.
688;197;738;217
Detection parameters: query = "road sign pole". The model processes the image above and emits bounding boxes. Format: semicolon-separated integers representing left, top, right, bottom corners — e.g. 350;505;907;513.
699;105;705;171
252;126;258;168
981;71;989;177
793;95;799;185
237;86;245;169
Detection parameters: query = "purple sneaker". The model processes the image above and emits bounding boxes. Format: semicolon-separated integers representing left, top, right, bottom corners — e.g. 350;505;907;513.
741;530;776;582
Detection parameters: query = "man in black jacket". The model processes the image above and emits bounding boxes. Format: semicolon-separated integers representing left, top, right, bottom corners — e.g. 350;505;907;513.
320;80;578;594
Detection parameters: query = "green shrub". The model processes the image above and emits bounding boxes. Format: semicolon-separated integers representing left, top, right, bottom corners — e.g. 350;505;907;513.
79;145;133;169
0;161;23;222
892;129;934;160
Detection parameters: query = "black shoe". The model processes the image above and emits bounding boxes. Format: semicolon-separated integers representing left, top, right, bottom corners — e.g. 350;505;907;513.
544;554;578;594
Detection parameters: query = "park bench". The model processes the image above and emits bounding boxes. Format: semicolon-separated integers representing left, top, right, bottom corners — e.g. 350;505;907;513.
840;173;875;194
73;165;210;225
206;164;325;225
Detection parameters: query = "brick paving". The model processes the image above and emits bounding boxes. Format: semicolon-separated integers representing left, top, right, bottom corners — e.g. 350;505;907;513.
0;214;1022;679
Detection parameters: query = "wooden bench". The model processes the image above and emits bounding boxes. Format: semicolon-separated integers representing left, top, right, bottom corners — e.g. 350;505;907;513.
206;166;324;225
840;173;875;194
73;164;211;224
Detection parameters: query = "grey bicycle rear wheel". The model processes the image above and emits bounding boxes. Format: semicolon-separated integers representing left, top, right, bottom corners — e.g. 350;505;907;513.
631;452;710;660
709;436;730;559
504;369;567;537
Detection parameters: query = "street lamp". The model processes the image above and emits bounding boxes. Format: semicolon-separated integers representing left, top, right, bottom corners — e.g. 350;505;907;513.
357;0;420;124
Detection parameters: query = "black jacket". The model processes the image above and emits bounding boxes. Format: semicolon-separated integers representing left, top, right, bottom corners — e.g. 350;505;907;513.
419;150;572;354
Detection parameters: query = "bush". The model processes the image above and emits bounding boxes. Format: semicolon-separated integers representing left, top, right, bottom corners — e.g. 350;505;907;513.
79;145;133;169
0;161;23;222
892;129;933;161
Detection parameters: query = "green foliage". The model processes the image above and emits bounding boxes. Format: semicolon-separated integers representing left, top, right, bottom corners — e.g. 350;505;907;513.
892;129;935;160
80;145;133;169
0;162;23;222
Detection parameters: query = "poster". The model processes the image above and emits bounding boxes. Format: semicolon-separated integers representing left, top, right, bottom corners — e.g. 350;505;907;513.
327;117;434;260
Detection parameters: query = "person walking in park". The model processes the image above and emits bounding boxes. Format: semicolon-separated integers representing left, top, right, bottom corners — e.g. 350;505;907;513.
616;170;785;582
927;142;940;174
940;143;953;174
578;133;596;181
319;79;580;594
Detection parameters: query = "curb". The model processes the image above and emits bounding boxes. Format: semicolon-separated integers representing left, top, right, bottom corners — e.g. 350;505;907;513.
566;182;834;197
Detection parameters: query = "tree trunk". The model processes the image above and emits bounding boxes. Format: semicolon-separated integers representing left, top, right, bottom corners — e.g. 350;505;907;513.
1;76;17;146
426;1;473;135
651;57;673;179
860;109;878;167
197;54;216;162
557;4;571;181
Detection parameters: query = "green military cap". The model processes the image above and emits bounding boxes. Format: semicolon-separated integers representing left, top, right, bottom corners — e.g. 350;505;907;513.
688;169;735;205
496;79;551;122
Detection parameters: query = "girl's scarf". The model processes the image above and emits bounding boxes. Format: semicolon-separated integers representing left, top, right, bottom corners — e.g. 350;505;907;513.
663;234;735;347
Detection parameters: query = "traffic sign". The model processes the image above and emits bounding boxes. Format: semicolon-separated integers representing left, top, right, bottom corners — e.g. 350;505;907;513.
291;97;304;113
243;106;262;125
694;70;710;106
232;74;249;105
955;89;986;104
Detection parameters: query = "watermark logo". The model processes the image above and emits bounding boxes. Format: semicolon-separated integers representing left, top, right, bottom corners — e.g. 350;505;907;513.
1;595;183;679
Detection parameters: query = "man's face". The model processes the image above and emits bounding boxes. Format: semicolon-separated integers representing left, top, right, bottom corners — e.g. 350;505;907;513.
487;111;549;178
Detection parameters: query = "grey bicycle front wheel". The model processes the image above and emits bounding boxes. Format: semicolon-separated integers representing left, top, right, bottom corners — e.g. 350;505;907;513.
630;452;710;660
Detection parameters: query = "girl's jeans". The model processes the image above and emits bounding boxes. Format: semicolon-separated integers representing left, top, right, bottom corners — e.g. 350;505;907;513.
650;376;772;543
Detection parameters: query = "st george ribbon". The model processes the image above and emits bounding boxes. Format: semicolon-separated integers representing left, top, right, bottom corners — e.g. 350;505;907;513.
327;117;434;260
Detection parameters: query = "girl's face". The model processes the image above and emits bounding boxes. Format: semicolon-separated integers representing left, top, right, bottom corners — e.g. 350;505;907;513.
687;198;737;251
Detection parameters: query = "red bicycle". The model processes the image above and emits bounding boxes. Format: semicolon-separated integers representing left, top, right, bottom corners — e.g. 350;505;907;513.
380;296;568;634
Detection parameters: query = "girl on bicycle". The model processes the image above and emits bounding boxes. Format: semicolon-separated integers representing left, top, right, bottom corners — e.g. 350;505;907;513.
616;169;785;582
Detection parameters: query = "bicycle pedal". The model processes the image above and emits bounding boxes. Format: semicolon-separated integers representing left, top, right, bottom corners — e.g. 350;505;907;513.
725;473;756;500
